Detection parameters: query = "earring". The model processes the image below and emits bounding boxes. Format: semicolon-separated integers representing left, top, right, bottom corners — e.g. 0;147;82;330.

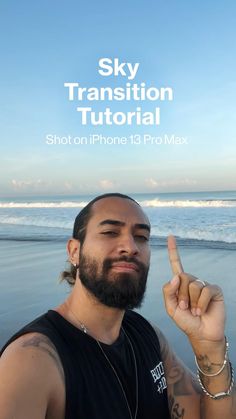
73;263;79;269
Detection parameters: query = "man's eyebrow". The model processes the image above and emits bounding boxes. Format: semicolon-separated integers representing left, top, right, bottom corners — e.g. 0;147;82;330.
135;223;151;233
99;219;125;227
98;219;150;232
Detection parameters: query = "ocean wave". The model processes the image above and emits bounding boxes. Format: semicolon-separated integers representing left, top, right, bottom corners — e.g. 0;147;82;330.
150;236;236;251
139;199;236;208
0;201;88;209
1;198;236;208
0;216;72;229
0;216;236;245
151;228;236;244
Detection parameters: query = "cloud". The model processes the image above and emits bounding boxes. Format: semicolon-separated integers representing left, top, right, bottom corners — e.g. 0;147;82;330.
145;178;197;189
64;182;73;191
99;179;115;189
11;179;51;191
145;178;159;188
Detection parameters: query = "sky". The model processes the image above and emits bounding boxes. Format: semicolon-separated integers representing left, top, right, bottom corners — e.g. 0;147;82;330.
1;0;236;196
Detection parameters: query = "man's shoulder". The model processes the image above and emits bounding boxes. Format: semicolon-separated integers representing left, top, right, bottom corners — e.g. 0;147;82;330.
1;330;64;377
0;311;65;382
2;330;52;351
0;310;57;355
0;331;65;419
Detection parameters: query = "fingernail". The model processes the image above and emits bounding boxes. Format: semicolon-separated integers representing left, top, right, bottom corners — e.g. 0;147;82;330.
179;300;188;310
191;308;197;316
196;308;201;316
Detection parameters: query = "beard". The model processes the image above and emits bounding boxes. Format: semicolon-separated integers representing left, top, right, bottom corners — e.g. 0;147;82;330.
78;249;149;310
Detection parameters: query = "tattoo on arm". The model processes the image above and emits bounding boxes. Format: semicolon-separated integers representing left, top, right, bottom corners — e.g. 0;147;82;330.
169;395;185;418
168;356;191;396
196;354;221;374
156;328;200;396
153;326;203;418
22;335;64;381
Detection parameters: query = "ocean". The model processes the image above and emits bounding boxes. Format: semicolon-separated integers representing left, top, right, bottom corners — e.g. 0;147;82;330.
1;190;236;249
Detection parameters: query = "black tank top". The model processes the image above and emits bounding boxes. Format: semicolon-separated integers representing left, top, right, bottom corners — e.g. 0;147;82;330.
1;310;170;419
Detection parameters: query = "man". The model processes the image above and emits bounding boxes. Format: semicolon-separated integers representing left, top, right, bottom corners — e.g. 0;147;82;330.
0;192;235;419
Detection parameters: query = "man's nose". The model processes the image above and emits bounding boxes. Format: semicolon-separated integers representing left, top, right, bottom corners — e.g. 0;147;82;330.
117;234;139;255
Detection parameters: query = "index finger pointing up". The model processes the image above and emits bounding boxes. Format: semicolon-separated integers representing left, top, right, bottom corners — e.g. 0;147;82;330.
167;235;184;275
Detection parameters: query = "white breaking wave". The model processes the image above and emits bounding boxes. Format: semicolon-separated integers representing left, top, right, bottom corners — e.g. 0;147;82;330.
0;201;89;209
0;199;236;208
139;199;236;208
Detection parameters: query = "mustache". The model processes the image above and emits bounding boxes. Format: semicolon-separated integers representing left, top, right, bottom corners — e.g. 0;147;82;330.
103;256;148;272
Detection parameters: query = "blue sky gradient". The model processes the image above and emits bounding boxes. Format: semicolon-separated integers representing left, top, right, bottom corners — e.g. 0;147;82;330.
1;0;236;196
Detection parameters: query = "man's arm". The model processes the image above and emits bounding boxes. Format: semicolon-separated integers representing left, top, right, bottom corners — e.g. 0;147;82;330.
162;235;236;419
154;326;202;419
0;333;65;419
188;337;236;419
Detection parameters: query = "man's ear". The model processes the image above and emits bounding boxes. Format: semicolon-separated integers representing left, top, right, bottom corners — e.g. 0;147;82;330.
67;238;81;266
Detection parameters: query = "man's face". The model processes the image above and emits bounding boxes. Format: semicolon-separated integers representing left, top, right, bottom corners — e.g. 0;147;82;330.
78;197;151;309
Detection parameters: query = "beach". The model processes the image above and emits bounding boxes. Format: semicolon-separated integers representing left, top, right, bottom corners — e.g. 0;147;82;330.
0;239;235;369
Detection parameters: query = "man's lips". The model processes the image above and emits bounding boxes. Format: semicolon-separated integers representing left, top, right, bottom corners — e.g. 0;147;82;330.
111;262;139;272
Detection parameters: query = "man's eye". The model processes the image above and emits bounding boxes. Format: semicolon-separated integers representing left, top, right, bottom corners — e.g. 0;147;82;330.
135;235;149;242
101;231;118;236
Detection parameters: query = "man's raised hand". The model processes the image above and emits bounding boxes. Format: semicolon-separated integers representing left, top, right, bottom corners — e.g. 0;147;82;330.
163;235;225;343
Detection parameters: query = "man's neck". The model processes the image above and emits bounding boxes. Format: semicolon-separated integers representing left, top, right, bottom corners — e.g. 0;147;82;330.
55;279;125;345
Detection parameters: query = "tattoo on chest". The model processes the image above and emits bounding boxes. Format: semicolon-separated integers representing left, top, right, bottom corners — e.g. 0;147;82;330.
169;395;185;419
